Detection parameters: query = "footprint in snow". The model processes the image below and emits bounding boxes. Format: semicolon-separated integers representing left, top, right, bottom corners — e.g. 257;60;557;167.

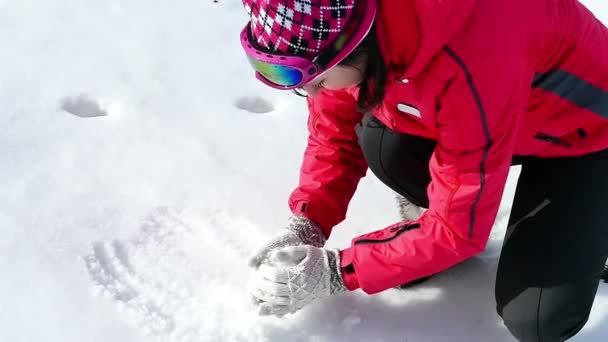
61;94;109;118
235;96;275;114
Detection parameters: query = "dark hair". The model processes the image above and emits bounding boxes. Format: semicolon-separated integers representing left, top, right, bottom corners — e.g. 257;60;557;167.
339;25;387;112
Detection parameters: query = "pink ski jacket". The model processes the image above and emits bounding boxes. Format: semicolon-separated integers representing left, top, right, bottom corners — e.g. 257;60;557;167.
288;0;608;293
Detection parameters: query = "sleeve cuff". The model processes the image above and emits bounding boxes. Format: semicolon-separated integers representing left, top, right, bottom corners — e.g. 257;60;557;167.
290;200;335;238
339;248;360;291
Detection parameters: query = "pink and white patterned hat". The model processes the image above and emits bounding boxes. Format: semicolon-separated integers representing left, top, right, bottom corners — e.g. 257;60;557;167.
242;0;361;59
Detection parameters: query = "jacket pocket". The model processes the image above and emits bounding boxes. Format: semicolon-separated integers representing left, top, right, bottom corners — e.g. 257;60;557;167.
534;132;572;148
354;223;421;245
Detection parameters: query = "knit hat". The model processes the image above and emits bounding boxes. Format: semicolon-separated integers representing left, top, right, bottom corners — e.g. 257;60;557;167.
242;0;360;60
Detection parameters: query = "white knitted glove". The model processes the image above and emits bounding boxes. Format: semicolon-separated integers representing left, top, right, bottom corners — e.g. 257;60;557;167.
248;215;326;269
249;245;346;316
396;194;427;221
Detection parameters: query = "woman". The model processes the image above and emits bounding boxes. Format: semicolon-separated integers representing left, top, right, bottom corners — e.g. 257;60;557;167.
241;0;608;340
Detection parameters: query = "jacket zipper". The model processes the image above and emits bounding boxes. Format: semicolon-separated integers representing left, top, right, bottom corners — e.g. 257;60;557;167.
535;133;572;148
354;223;421;245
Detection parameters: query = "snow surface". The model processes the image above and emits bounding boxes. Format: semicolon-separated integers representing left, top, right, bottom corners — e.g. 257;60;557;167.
1;1;607;341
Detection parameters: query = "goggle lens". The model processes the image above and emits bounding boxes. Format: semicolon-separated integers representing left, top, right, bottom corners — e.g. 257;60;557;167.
246;56;304;87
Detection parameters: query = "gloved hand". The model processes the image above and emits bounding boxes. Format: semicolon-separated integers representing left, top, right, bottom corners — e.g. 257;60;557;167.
396;194;427;221
249;245;346;316
248;215;326;269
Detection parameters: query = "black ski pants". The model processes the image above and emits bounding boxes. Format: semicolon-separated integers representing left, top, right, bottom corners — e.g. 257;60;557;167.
355;113;608;342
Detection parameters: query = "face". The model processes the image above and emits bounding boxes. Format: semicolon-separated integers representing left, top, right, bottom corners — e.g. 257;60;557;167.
301;58;367;97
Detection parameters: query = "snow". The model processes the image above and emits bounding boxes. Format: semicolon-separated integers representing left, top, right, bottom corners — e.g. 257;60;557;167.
1;1;607;341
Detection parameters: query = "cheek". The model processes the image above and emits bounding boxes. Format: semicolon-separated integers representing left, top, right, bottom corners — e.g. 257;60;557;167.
324;69;364;90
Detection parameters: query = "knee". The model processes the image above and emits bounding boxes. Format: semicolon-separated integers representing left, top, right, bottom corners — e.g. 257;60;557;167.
497;291;591;342
501;312;589;342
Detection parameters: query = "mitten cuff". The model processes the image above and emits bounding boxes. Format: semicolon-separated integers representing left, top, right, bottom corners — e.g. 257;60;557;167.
286;215;327;247
327;249;347;294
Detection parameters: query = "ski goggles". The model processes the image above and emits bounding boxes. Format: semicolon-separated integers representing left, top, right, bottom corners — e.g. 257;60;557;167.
240;0;375;90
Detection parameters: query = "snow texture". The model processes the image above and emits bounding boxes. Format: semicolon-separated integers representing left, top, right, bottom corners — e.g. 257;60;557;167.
1;1;607;342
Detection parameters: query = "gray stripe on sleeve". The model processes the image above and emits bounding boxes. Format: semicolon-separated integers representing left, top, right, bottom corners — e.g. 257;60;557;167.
533;70;608;118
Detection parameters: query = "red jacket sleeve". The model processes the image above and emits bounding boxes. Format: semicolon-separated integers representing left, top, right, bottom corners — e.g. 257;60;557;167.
340;57;533;294
288;89;368;238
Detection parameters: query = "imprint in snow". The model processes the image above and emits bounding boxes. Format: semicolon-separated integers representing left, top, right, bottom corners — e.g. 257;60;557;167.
235;96;275;114
61;94;109;118
82;207;272;341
